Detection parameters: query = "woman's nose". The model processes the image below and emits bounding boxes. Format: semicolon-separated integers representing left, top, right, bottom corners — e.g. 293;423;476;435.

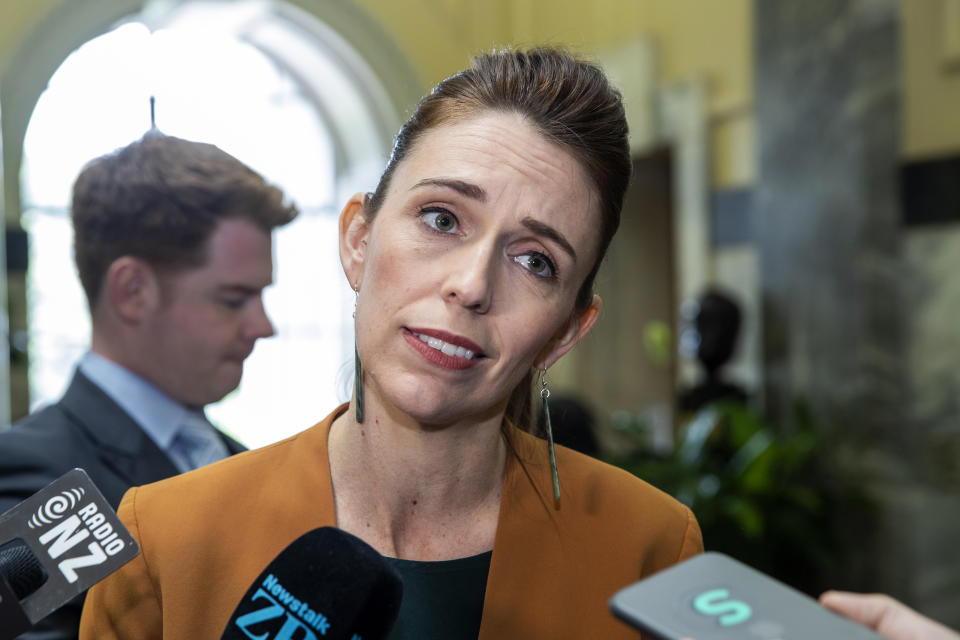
441;242;497;313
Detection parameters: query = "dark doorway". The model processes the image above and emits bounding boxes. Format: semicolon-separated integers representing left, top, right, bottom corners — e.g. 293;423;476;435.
555;147;676;444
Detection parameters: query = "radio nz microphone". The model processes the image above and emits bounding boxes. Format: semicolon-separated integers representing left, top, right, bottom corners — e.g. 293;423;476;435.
221;527;403;640
0;468;139;639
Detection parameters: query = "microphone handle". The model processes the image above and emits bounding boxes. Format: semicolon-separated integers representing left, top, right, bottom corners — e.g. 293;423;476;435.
0;573;33;640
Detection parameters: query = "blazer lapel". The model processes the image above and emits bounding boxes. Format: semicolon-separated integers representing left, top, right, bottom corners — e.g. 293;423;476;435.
59;371;180;487
479;428;566;639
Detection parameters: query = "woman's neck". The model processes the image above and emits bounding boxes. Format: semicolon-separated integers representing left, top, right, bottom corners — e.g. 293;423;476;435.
328;397;507;561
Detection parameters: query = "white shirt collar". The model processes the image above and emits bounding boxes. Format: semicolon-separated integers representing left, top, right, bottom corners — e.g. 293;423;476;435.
78;352;191;450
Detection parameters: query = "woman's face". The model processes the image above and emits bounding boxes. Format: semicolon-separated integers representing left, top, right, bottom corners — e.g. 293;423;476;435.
340;111;603;426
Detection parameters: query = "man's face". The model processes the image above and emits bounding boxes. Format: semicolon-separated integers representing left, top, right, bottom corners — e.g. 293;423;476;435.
140;218;275;407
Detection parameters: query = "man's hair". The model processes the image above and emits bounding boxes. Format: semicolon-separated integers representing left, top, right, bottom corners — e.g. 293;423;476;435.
71;132;298;306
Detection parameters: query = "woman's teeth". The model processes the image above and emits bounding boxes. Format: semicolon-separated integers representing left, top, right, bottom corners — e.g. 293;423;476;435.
415;333;476;360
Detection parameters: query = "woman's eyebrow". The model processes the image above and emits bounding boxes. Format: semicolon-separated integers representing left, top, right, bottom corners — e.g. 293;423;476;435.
411;178;487;202
411;178;576;260
522;217;577;261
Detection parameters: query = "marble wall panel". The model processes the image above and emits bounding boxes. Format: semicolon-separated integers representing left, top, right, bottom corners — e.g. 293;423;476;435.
756;0;905;446
757;0;960;624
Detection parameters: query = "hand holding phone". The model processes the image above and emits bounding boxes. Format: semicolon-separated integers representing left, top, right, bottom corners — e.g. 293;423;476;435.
820;590;960;640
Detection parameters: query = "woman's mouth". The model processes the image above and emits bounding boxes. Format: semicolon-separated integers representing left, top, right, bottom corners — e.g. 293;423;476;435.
413;332;476;360
402;328;486;370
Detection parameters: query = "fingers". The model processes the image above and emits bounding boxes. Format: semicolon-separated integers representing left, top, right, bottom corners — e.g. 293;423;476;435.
819;590;897;629
819;590;960;640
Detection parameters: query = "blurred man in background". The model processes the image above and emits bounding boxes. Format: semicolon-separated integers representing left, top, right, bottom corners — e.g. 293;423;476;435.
0;132;297;639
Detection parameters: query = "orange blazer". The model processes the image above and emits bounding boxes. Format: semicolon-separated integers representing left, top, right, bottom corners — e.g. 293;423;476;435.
80;406;702;639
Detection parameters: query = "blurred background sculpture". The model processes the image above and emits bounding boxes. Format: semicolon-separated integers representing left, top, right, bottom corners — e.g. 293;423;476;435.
679;288;749;413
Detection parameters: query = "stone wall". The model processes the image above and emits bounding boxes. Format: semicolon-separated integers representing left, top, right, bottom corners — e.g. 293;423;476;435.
754;0;960;625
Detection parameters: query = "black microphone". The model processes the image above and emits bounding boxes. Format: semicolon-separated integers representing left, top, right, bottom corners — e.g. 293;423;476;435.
221;527;403;640
0;544;36;638
0;469;140;640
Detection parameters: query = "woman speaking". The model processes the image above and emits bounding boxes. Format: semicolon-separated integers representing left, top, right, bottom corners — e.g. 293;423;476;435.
80;47;702;639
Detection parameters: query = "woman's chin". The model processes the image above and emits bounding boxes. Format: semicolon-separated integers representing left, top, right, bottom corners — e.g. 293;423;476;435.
377;392;502;430
364;368;513;428
395;400;478;429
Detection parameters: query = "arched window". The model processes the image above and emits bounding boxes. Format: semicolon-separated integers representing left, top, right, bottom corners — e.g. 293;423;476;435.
10;0;418;446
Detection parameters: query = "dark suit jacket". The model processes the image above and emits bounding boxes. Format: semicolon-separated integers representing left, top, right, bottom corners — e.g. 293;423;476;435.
0;370;245;640
80;405;702;640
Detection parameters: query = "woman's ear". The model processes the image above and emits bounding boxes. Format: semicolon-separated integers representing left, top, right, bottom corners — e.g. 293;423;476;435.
537;294;603;370
104;257;160;324
339;192;371;289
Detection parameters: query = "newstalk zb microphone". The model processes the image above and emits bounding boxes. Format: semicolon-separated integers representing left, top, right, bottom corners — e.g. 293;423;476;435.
221;527;403;640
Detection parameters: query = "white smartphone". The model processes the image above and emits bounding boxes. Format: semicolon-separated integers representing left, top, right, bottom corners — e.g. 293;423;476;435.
609;552;886;639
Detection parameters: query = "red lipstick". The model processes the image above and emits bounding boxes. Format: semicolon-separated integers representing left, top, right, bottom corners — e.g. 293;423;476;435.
406;328;484;354
402;328;484;371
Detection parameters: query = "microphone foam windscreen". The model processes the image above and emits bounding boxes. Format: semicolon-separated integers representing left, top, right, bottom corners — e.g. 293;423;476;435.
222;527;402;640
0;539;47;600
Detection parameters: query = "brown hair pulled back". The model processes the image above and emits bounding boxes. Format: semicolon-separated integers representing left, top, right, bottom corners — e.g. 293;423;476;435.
72;132;298;306
366;47;632;430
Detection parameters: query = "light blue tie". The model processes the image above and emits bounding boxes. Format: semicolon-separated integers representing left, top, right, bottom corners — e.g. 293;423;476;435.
170;411;230;472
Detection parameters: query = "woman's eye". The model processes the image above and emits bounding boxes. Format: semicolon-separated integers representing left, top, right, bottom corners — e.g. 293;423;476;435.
514;252;557;278
421;208;458;233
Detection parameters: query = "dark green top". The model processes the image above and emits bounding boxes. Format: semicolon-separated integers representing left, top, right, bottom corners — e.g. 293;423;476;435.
386;550;492;640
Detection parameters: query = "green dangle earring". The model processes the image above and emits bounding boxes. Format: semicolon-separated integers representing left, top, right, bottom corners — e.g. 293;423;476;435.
354;285;364;423
539;368;560;507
